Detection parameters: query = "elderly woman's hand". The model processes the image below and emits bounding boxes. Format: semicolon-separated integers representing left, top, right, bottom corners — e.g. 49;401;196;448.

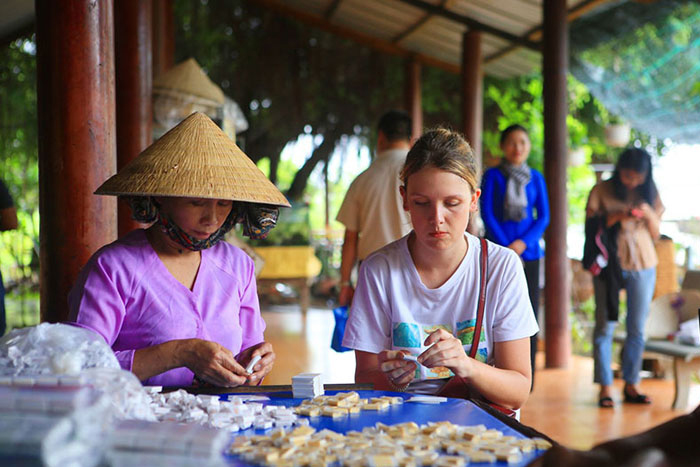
179;338;248;387
237;341;275;385
377;350;416;388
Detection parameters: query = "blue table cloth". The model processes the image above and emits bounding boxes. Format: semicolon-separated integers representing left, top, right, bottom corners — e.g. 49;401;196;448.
223;390;544;466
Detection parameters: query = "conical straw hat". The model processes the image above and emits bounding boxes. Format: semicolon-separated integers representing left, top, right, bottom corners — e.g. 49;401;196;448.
153;58;225;106
95;112;290;207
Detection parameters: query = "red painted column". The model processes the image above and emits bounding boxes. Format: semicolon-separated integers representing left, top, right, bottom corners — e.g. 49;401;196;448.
115;0;153;236
404;55;423;142
152;0;175;78
462;30;483;235
36;0;117;323
543;0;571;368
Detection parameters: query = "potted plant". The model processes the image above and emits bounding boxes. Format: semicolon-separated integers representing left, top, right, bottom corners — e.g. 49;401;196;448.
604;117;631;148
568;147;587;167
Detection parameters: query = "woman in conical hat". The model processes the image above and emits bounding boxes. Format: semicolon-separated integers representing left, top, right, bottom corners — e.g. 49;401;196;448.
68;112;290;387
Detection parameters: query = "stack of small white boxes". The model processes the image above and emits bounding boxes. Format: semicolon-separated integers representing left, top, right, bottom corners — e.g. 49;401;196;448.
0;378;231;467
291;373;324;399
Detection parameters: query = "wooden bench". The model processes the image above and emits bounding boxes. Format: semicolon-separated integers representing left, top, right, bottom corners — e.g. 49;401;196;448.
612;289;700;410
613;334;700;409
253;246;322;313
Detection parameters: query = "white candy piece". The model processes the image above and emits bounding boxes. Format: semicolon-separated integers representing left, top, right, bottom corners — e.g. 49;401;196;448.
401;354;424;368
144;389;302;432
228;419;551;466
406;395;447;404
245;355;261;374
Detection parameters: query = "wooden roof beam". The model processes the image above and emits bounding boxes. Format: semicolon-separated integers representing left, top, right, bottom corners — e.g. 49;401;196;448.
397;0;540;51
485;0;616;64
251;0;460;74
392;10;432;44
392;0;451;44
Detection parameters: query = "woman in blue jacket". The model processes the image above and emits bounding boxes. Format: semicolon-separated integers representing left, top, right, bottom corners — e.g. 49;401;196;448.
481;124;550;387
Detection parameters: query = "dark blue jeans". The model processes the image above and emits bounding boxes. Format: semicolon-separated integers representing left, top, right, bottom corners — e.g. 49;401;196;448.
523;259;540;387
593;267;656;386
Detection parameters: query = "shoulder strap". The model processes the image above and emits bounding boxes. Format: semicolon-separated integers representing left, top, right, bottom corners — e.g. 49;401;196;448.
469;237;488;359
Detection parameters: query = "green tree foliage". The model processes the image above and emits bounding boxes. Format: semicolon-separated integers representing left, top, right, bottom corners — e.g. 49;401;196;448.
172;1;595;235
419;66;606;226
173;0;405;201
481;74;599;225
571;1;700;145
0;1;674;261
420;64;669;227
0;37;38;286
173;0;674;234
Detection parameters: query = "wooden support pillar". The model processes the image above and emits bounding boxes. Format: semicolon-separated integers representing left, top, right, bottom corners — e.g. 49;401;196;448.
152;0;175;78
36;0;117;323
115;0;153;236
543;0;571;368
462;30;483;234
404;55;423;141
461;30;483;171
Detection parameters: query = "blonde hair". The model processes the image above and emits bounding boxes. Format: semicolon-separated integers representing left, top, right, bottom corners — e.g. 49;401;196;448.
400;127;479;191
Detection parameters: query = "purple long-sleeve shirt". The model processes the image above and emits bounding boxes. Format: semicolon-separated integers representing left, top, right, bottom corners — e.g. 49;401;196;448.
68;229;265;386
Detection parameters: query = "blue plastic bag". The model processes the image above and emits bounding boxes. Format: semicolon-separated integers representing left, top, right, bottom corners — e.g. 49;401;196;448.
331;306;352;352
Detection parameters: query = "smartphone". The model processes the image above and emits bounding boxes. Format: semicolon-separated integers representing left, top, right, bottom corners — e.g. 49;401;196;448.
630;207;644;218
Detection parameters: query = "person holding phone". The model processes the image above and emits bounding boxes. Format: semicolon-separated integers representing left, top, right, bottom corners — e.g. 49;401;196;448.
586;148;664;408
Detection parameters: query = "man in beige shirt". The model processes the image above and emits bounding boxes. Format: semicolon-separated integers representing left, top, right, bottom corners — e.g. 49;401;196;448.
336;110;413;306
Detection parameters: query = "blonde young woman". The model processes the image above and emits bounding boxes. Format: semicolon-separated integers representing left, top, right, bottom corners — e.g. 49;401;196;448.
342;128;538;411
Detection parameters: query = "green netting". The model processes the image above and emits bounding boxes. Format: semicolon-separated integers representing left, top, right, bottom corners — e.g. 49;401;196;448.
570;0;700;144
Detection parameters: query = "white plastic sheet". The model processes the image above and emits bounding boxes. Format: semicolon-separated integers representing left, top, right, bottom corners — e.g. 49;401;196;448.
0;323;120;376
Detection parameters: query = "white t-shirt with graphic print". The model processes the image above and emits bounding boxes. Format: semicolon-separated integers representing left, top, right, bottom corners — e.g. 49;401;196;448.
342;232;538;389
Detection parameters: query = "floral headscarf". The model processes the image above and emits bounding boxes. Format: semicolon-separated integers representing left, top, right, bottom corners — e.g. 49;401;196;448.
127;196;279;251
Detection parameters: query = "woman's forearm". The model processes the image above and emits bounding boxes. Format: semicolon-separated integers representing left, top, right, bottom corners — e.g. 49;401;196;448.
644;212;661;240
355;350;413;391
355;366;393;391
132;338;249;387
459;360;531;409
132;339;188;381
357;359;530;406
